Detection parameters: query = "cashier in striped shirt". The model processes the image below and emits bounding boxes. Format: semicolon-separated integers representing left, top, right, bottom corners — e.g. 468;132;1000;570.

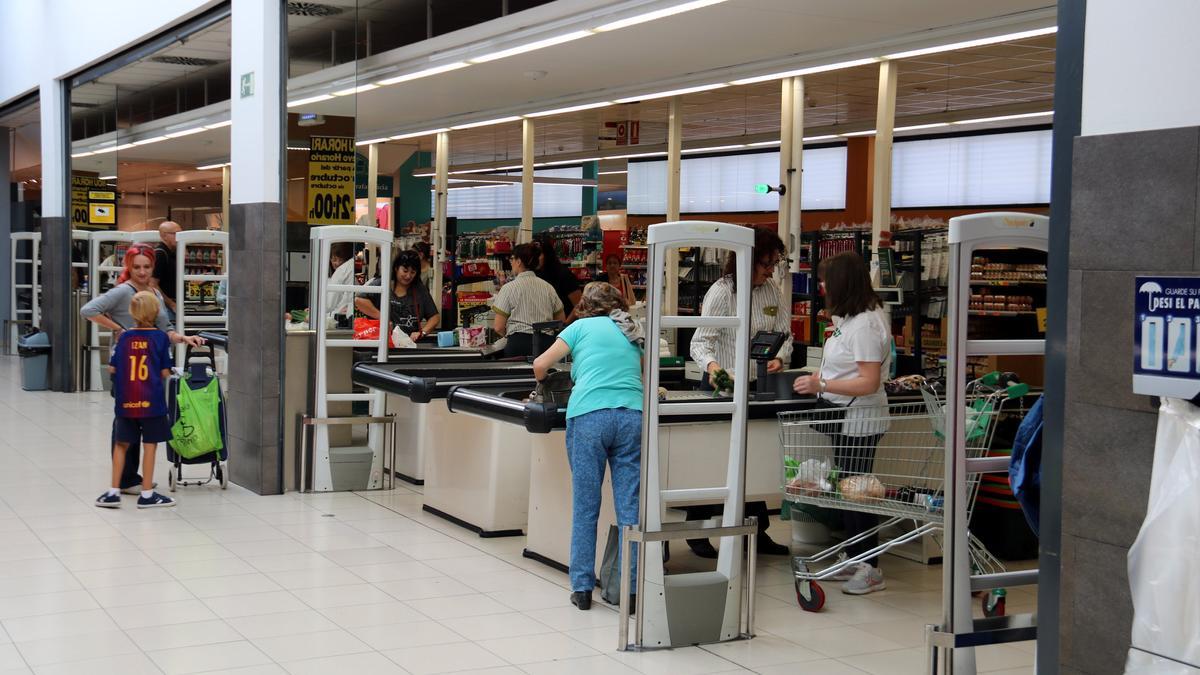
689;226;794;384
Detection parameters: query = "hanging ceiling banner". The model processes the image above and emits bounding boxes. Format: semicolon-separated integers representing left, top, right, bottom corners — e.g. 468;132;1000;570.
306;136;356;225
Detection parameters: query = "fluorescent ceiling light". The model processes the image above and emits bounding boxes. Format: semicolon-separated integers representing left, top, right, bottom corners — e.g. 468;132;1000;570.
115;143;138;150
196;163;228;170
613;82;727;104
469;30;593;64
599;170;627;175
288;94;334;107
729;57;881;86
682;144;747;154
356;138;390;146
612;151;668;159
802;135;841;141
746;140;781;147
526;101;612;118
377;61;469;85
539;157;601;167
332;83;379;96
390;128;449;140
413;171;434;177
204;120;232;129
165;127;205;139
132;136;168;146
952;111;1053;125
841;130;876;137
886;26;1057;60
91;145;120;155
98;175;117;180
450;115;522;130
445;183;507;190
71;151;94;158
287;146;310;151
894;122;951;132
594;0;729;32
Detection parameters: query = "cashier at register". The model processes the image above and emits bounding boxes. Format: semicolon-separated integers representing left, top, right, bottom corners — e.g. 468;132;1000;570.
491;243;565;357
687;226;794;558
354;249;440;343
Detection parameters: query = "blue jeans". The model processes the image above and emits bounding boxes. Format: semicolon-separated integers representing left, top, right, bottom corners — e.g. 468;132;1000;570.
565;408;642;593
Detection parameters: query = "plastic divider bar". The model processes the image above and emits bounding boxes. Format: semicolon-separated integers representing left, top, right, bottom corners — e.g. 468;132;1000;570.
327;284;382;294
326;339;383;348
181;274;226;282
658;401;736;416
662;487;729;502
966;457;1010;474
970;569;1038;592
966;339;1045;356
661;315;739;329
182;316;227;325
326;393;375;402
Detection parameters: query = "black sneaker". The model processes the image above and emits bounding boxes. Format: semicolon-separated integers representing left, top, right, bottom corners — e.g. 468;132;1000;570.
570;591;592;611
95;493;121;509
136;492;175;509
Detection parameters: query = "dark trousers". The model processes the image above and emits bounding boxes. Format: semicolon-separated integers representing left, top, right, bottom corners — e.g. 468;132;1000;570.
688;371;774;545
112;420;143;489
829;432;884;566
686;500;771;538
503;332;555;359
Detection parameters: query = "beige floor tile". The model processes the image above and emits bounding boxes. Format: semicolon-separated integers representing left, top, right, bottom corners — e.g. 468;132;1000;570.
383;641;509;675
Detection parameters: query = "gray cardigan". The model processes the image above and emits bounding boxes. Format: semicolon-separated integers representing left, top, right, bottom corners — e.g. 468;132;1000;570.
80;282;174;332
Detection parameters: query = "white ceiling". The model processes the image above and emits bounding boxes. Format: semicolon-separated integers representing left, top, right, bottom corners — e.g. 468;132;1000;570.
298;0;1054;138
22;0;1058;188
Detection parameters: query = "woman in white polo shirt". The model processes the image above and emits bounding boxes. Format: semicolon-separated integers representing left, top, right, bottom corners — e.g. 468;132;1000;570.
491;242;565;358
792;250;892;596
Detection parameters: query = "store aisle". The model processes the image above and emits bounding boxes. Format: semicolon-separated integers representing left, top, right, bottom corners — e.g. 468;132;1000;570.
0;356;1033;675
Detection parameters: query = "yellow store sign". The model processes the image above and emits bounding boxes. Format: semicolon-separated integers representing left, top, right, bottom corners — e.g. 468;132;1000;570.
306;136;355;225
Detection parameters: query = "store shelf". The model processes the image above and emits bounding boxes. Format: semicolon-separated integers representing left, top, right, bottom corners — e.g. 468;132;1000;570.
969;310;1038;317
970;279;1046;286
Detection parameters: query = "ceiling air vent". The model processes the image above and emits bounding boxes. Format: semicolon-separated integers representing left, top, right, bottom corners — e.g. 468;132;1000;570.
150;56;220;67
288;2;345;17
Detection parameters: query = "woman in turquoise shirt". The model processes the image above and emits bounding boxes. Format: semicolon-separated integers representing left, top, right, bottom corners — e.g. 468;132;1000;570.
533;282;643;611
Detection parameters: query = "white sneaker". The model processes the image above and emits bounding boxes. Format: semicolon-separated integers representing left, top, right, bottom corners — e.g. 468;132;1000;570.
823;561;861;581
841;564;885;595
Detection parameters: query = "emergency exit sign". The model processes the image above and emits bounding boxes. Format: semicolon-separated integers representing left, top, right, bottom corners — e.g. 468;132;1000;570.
240;72;254;98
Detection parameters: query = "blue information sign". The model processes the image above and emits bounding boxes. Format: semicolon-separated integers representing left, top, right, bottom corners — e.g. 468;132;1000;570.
1133;276;1200;398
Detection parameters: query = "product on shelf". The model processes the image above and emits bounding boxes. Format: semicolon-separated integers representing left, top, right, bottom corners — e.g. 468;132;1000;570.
969;257;1047;282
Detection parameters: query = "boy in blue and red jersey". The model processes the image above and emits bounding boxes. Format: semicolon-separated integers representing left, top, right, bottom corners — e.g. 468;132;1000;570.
96;291;176;508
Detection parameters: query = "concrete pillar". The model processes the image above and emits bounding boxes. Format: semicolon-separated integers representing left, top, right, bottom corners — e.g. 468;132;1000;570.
431;131;449;306
664;97;682;319
520;118;534;244
39;80;73;392
870;60;898;257
227;0;286;494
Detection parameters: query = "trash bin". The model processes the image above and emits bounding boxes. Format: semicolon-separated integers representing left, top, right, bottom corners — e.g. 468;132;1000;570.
17;330;51;391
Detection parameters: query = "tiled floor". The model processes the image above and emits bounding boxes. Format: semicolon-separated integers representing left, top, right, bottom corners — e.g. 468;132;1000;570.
0;356;1036;674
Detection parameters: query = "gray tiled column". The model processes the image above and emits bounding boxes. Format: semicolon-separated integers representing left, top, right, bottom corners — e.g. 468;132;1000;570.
226;0;286;495
227;203;285;494
41;216;73;391
1060;126;1200;672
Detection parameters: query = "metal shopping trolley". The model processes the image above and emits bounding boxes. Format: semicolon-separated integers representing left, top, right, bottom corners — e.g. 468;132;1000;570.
778;373;1028;613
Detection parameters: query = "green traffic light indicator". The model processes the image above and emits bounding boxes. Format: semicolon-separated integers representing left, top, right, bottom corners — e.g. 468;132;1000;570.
754;183;770;194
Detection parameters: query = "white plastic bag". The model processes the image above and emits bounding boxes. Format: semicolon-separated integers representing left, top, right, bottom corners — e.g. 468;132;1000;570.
390;326;417;349
1125;397;1200;671
785;458;832;496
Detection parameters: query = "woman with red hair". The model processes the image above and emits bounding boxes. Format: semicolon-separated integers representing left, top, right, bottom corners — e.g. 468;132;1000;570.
82;242;204;492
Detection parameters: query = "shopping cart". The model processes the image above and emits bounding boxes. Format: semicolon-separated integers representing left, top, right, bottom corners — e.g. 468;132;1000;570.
778;373;1028;613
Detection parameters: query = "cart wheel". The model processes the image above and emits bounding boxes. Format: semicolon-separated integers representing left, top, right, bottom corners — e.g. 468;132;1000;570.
216;464;228;489
168;471;176;492
795;579;826;612
982;590;1006;618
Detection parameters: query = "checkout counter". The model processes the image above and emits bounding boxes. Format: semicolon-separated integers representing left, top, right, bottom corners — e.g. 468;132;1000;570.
445;372;817;572
351;360;550;536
